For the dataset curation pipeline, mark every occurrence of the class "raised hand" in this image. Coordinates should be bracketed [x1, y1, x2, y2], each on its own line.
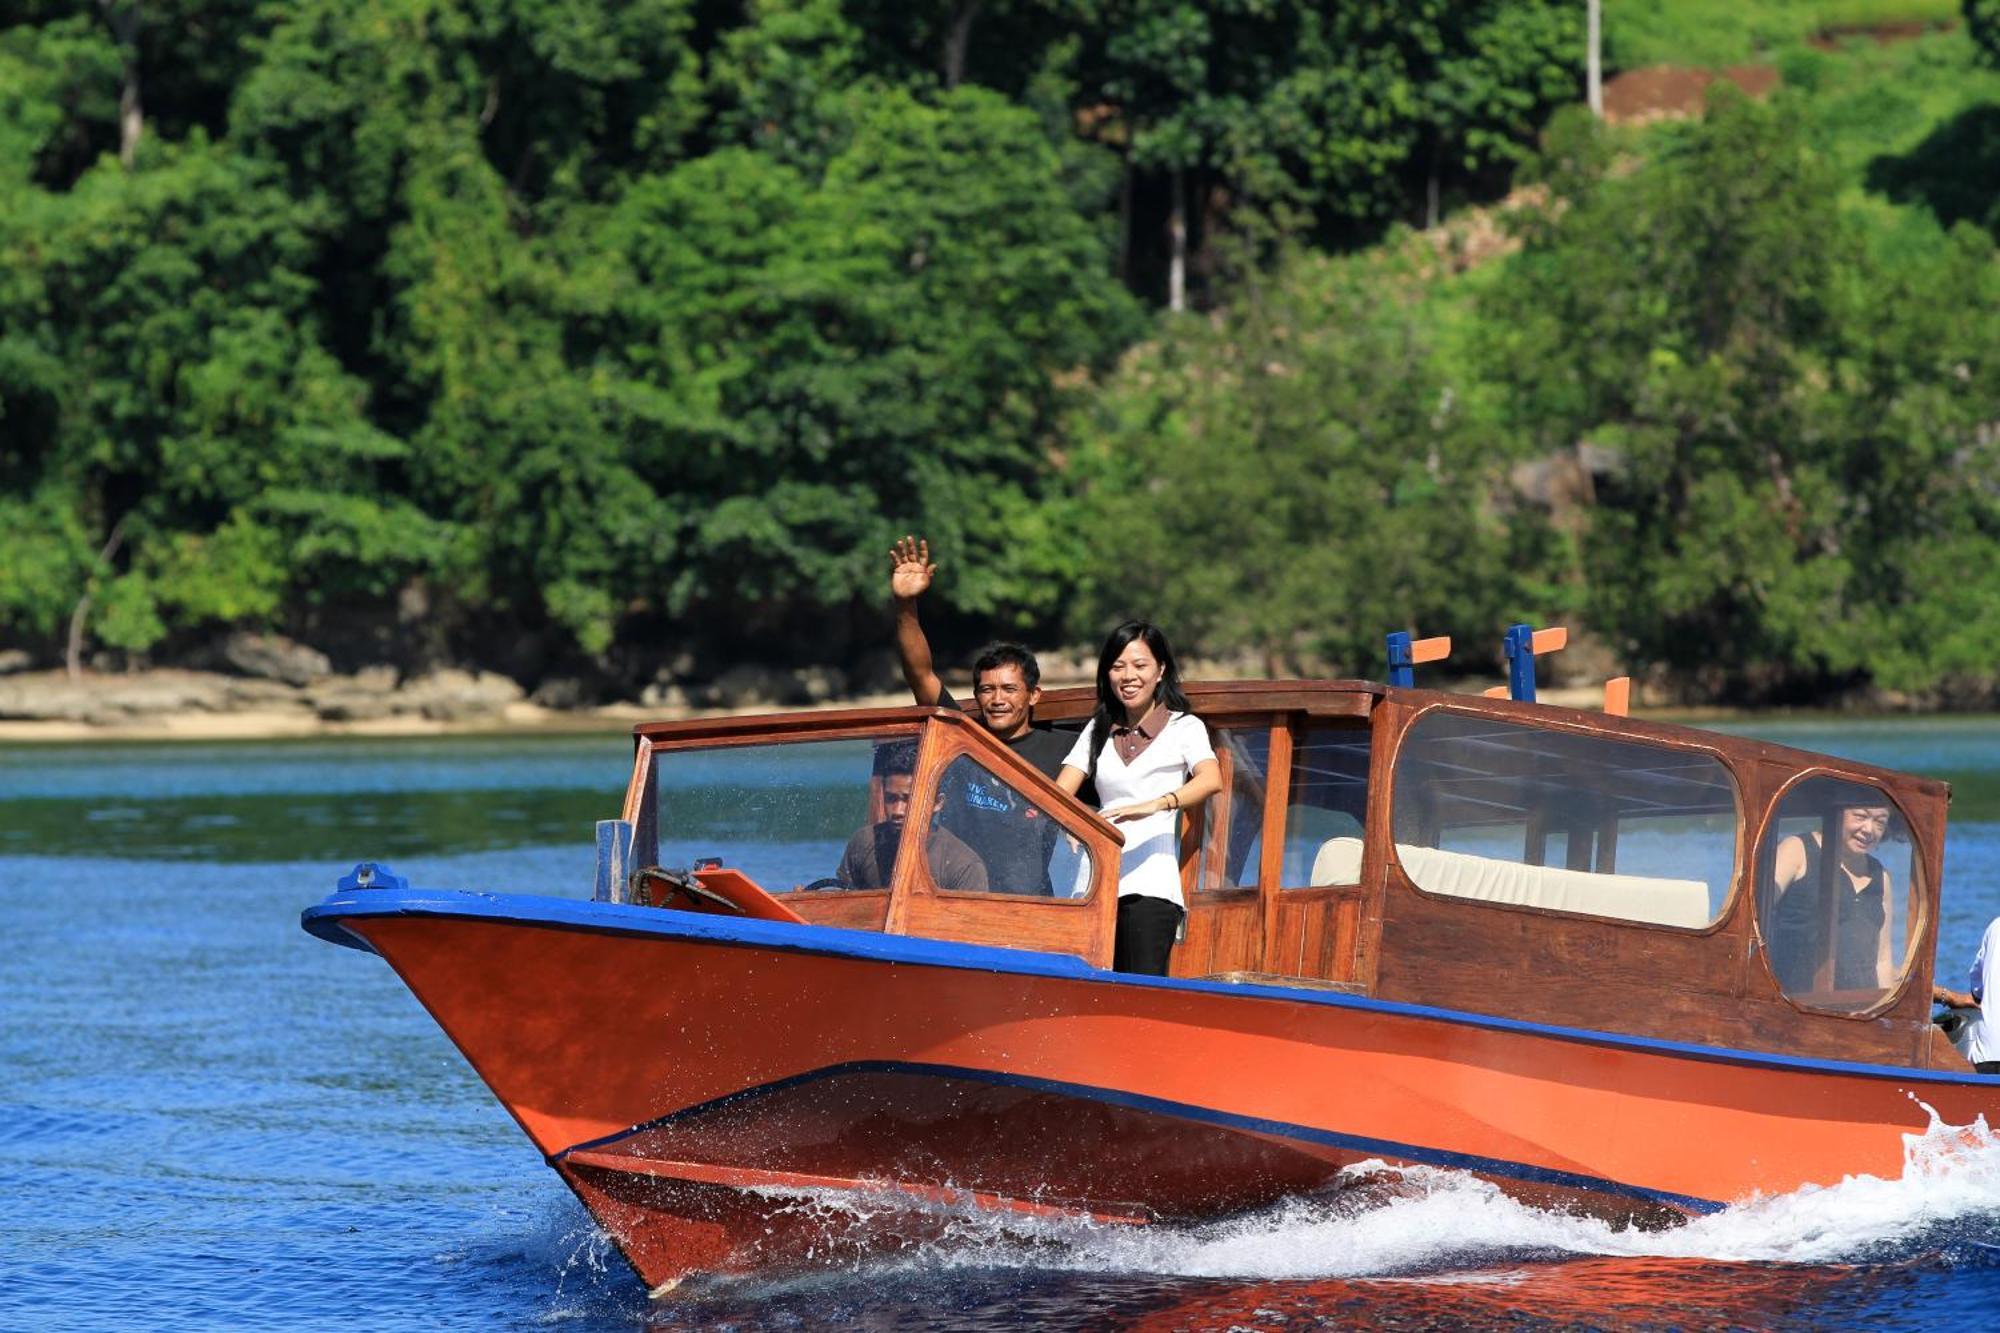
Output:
[890, 535, 936, 601]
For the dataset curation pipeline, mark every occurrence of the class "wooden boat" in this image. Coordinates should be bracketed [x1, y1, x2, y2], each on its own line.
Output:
[302, 657, 1998, 1293]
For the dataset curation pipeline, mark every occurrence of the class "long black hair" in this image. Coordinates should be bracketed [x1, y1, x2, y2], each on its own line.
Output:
[1086, 619, 1191, 785]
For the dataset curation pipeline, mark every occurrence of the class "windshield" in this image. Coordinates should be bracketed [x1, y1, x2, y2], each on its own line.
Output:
[651, 735, 916, 893]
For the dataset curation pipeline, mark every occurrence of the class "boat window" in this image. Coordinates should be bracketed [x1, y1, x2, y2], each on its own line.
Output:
[652, 735, 915, 893]
[1199, 726, 1270, 892]
[1390, 711, 1737, 928]
[927, 753, 1092, 897]
[1757, 775, 1919, 1013]
[1286, 721, 1373, 888]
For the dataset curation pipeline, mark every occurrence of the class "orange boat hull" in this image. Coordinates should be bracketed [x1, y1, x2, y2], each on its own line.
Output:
[304, 890, 1999, 1291]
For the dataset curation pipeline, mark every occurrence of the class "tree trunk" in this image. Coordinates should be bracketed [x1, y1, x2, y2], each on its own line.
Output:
[943, 0, 982, 90]
[66, 517, 129, 680]
[1115, 159, 1133, 285]
[1168, 168, 1186, 313]
[99, 2, 143, 167]
[1587, 0, 1603, 118]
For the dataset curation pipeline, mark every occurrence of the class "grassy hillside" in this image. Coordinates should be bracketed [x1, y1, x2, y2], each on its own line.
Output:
[1606, 0, 1961, 68]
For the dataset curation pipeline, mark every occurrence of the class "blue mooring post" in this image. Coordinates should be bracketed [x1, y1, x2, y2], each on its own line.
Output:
[1386, 631, 1415, 688]
[1503, 623, 1536, 703]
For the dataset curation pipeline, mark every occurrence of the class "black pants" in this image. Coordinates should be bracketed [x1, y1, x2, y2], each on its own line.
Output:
[1114, 896, 1183, 976]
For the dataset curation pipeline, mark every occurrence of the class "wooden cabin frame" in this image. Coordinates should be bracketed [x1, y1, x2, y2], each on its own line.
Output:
[622, 681, 1963, 1073]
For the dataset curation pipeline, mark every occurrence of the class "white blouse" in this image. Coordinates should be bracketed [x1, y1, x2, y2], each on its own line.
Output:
[1063, 711, 1215, 906]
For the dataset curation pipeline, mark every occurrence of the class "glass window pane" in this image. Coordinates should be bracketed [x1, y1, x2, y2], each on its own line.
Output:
[1283, 723, 1372, 887]
[1390, 711, 1736, 927]
[1758, 776, 1919, 1012]
[1199, 727, 1270, 892]
[653, 736, 913, 892]
[932, 753, 1090, 898]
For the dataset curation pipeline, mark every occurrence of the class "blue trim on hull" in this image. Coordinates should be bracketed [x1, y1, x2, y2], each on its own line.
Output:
[552, 1057, 1727, 1216]
[302, 885, 2000, 1088]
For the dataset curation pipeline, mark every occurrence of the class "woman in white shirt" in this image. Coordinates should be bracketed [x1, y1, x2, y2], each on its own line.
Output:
[1057, 620, 1221, 975]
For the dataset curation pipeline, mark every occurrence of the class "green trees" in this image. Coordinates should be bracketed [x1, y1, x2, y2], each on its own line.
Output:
[1483, 95, 2000, 698]
[1968, 0, 2000, 67]
[1069, 245, 1525, 674]
[0, 138, 433, 656]
[2, 0, 1149, 670]
[3, 4, 1996, 704]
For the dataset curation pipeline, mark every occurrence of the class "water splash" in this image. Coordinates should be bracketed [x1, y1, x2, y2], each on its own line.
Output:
[611, 1107, 2000, 1289]
[508, 1114, 2000, 1328]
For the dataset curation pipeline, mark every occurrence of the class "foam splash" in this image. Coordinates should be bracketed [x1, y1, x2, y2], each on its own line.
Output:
[523, 1107, 2000, 1316]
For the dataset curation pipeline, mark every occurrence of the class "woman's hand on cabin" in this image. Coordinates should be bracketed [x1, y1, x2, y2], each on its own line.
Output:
[1935, 984, 1978, 1009]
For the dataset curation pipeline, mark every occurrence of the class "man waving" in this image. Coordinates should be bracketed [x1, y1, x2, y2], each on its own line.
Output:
[888, 535, 1072, 781]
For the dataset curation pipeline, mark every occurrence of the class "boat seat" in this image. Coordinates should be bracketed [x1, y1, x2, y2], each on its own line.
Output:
[1310, 837, 1711, 928]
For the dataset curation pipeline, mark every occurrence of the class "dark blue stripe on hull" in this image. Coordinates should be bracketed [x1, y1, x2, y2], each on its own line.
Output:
[554, 1059, 1725, 1216]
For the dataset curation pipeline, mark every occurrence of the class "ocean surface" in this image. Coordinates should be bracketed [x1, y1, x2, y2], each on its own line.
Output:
[5, 717, 2000, 1329]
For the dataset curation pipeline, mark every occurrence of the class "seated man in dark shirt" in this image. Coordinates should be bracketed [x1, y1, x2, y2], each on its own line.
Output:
[834, 742, 987, 892]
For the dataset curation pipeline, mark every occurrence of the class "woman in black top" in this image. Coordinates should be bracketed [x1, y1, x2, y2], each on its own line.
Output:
[1767, 804, 1894, 993]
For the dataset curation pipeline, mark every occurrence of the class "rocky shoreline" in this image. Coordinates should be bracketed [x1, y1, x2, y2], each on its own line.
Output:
[0, 629, 1017, 741]
[0, 662, 1645, 745]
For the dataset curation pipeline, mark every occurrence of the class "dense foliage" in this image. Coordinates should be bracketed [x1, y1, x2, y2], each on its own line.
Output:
[2, 3, 1997, 703]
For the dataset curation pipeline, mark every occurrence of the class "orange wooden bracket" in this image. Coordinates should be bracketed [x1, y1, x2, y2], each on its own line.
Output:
[1411, 635, 1451, 664]
[1603, 677, 1631, 717]
[1530, 627, 1568, 655]
[1481, 686, 1508, 698]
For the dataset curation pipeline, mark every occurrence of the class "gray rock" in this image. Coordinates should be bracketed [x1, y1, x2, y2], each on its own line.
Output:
[312, 692, 400, 722]
[639, 681, 691, 710]
[695, 664, 794, 709]
[348, 665, 400, 693]
[403, 668, 526, 721]
[0, 675, 101, 721]
[97, 672, 236, 716]
[0, 649, 32, 675]
[223, 632, 331, 686]
[791, 666, 847, 704]
[532, 677, 590, 710]
[224, 678, 307, 707]
[846, 647, 905, 696]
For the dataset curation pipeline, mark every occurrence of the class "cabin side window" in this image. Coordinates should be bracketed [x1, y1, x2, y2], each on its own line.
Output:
[1199, 725, 1271, 892]
[1285, 722, 1373, 888]
[924, 753, 1092, 898]
[1389, 711, 1737, 928]
[1757, 775, 1919, 1013]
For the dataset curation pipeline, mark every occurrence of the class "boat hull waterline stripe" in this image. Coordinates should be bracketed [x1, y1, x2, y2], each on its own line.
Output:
[305, 887, 1999, 1088]
[551, 1058, 1728, 1216]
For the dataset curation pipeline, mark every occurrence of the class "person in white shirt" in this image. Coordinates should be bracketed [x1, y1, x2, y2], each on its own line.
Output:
[1056, 620, 1221, 975]
[1935, 917, 2000, 1074]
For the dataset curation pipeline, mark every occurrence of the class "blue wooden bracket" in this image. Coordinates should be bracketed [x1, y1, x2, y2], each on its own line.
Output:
[1502, 624, 1570, 702]
[1386, 631, 1415, 688]
[1504, 623, 1535, 702]
[1386, 630, 1452, 689]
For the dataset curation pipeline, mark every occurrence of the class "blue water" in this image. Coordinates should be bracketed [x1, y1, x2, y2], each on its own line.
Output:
[5, 719, 2000, 1329]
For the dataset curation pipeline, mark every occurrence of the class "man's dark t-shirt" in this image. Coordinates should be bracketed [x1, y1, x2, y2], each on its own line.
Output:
[935, 688, 1092, 893]
[935, 687, 1088, 792]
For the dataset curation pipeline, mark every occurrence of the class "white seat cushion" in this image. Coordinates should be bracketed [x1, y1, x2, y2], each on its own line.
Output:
[1310, 836, 1710, 927]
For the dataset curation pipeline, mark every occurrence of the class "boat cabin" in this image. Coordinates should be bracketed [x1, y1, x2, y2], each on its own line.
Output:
[613, 681, 1962, 1072]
